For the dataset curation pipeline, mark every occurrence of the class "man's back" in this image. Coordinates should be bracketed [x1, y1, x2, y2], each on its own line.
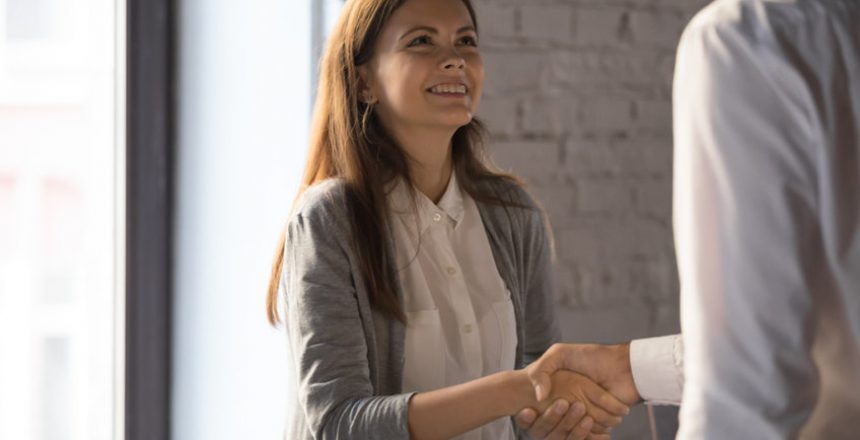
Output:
[672, 0, 860, 437]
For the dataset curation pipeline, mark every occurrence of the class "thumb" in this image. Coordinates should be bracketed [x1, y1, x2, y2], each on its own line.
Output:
[527, 369, 553, 402]
[527, 344, 571, 401]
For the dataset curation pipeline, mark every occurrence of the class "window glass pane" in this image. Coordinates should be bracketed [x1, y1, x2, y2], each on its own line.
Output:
[0, 0, 122, 439]
[173, 0, 314, 438]
[5, 0, 72, 42]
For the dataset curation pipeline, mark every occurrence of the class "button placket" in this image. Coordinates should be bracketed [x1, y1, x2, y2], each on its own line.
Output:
[448, 269, 482, 376]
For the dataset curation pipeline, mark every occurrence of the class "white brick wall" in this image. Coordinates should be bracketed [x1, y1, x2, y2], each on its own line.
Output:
[520, 5, 575, 42]
[474, 0, 711, 438]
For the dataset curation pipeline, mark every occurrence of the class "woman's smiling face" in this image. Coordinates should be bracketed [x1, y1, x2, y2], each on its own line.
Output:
[362, 0, 484, 133]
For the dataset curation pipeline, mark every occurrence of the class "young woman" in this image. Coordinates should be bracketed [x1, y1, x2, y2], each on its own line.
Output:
[265, 0, 630, 438]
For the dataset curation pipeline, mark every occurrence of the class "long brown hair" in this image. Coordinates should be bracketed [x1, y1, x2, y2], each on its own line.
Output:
[266, 0, 526, 326]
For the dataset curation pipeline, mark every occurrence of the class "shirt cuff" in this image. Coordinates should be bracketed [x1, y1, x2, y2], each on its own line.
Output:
[630, 334, 684, 405]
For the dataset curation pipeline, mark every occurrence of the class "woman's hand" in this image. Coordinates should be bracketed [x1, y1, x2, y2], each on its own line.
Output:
[515, 401, 597, 440]
[517, 370, 629, 438]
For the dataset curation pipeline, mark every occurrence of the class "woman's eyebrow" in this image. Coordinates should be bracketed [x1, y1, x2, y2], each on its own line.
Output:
[398, 25, 477, 41]
[457, 25, 477, 34]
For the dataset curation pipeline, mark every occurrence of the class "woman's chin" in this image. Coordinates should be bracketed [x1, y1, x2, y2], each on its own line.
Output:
[431, 112, 474, 130]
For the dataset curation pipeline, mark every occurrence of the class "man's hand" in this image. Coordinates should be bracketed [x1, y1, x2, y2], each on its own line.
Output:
[527, 343, 642, 405]
[517, 369, 629, 438]
[515, 343, 642, 439]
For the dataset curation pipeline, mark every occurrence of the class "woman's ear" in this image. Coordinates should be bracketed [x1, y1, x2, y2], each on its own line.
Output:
[357, 65, 379, 105]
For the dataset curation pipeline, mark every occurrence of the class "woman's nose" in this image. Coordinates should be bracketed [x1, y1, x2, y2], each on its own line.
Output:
[440, 52, 465, 70]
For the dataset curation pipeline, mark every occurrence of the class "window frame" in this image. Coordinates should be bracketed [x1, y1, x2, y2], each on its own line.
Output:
[124, 0, 174, 438]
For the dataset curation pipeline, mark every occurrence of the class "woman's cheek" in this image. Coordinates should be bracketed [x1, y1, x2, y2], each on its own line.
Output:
[471, 77, 484, 112]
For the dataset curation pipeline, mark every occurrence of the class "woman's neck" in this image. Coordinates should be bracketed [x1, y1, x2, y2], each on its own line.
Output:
[410, 156, 453, 204]
[392, 125, 456, 204]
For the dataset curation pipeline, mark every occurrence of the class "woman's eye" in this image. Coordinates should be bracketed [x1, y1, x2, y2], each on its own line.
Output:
[407, 35, 431, 47]
[459, 36, 478, 46]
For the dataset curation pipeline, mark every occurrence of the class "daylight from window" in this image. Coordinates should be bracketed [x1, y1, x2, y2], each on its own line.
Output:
[0, 0, 122, 439]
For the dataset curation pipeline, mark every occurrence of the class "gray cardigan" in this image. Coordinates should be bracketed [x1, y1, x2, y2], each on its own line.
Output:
[282, 177, 561, 440]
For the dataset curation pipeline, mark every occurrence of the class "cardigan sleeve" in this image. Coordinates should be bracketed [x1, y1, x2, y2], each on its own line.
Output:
[283, 189, 415, 439]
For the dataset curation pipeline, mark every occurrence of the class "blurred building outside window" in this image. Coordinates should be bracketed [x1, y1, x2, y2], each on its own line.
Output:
[0, 0, 123, 439]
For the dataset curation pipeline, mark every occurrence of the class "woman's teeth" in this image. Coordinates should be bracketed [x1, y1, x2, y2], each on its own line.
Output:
[430, 84, 467, 94]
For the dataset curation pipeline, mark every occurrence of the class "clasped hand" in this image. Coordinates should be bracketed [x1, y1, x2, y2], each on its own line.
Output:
[515, 343, 642, 439]
[518, 369, 627, 439]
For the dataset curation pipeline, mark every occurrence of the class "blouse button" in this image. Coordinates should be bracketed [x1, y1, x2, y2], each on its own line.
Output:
[446, 267, 457, 276]
[433, 213, 442, 222]
[463, 324, 474, 334]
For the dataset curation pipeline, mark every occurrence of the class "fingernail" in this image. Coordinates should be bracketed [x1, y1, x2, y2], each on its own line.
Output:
[554, 401, 569, 414]
[520, 412, 535, 423]
[571, 401, 585, 414]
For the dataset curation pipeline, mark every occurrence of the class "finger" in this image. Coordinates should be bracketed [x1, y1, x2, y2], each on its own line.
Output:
[586, 434, 611, 440]
[529, 399, 569, 439]
[584, 382, 630, 416]
[547, 401, 586, 440]
[565, 416, 593, 440]
[588, 422, 611, 435]
[515, 408, 538, 429]
[583, 402, 623, 428]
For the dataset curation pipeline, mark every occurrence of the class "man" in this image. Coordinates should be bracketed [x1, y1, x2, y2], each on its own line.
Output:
[518, 0, 860, 438]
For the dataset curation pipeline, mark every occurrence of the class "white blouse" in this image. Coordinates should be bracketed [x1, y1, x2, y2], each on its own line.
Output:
[388, 173, 517, 440]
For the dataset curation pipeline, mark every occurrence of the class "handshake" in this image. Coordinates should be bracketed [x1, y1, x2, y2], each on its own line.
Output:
[514, 342, 642, 440]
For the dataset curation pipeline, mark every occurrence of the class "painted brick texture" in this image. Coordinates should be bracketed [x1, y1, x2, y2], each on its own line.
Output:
[475, 0, 712, 438]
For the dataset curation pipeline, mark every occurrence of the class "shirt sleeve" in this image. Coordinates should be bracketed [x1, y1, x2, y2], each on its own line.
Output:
[630, 334, 684, 406]
[672, 10, 821, 440]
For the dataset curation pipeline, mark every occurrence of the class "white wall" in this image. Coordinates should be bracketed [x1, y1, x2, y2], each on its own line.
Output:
[174, 1, 311, 438]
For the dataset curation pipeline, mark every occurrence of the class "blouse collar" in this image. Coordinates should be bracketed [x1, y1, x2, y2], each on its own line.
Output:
[388, 172, 465, 232]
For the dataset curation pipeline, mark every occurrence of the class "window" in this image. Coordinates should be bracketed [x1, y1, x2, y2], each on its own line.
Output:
[311, 0, 347, 103]
[170, 1, 339, 438]
[5, 0, 73, 42]
[2, 0, 352, 438]
[0, 0, 123, 439]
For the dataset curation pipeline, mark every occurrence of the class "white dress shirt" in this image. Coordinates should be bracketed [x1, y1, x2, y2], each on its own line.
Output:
[389, 173, 517, 440]
[630, 335, 684, 406]
[666, 0, 860, 438]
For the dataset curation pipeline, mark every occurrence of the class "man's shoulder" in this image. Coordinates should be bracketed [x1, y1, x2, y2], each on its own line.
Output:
[685, 0, 847, 42]
[682, 0, 752, 43]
